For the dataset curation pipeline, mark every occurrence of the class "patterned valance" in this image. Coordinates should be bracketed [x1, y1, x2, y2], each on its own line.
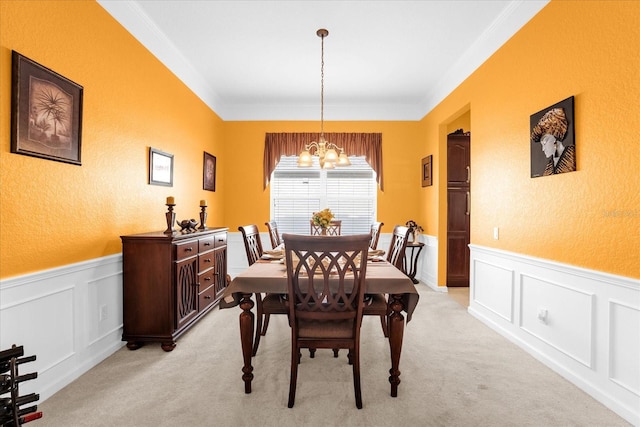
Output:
[263, 133, 383, 190]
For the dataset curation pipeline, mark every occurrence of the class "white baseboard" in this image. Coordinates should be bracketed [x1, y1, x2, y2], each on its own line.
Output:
[468, 244, 640, 426]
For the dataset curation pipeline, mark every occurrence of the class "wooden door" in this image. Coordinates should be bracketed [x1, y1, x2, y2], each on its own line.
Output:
[447, 130, 470, 287]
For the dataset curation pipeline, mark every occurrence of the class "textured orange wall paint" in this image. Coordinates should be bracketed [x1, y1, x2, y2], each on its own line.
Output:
[425, 0, 639, 283]
[0, 1, 224, 278]
[222, 121, 424, 233]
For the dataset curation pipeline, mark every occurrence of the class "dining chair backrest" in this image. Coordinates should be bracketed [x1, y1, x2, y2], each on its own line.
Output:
[369, 221, 384, 250]
[283, 233, 370, 323]
[238, 224, 264, 266]
[265, 220, 281, 249]
[310, 220, 342, 236]
[386, 225, 410, 271]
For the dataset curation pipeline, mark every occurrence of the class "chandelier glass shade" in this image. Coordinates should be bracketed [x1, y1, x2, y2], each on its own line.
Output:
[298, 29, 350, 169]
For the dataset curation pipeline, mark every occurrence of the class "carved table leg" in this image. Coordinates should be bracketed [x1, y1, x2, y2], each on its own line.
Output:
[239, 293, 255, 393]
[387, 294, 405, 397]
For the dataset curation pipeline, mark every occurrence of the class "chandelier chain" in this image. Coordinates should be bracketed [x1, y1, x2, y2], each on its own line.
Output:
[320, 31, 325, 138]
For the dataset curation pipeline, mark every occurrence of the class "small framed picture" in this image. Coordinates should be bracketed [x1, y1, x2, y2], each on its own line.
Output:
[203, 151, 216, 192]
[11, 51, 83, 165]
[149, 147, 173, 186]
[421, 155, 432, 187]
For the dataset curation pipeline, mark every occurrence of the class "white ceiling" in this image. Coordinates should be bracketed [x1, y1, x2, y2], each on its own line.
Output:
[97, 0, 548, 121]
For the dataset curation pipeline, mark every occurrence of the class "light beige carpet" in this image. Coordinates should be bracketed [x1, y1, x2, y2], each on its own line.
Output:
[39, 285, 629, 426]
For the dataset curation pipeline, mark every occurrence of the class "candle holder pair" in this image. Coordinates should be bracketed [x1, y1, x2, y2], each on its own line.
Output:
[164, 203, 208, 234]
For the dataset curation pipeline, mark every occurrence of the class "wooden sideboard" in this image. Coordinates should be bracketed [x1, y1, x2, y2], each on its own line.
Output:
[120, 227, 228, 351]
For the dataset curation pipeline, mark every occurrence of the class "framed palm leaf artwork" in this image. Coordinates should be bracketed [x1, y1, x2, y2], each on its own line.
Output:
[11, 51, 83, 165]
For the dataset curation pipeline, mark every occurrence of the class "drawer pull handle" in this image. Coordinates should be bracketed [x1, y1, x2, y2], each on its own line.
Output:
[204, 242, 211, 246]
[204, 277, 211, 281]
[204, 295, 211, 300]
[185, 247, 193, 252]
[205, 258, 211, 263]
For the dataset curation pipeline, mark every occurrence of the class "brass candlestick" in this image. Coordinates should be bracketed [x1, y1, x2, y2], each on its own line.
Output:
[198, 205, 208, 230]
[165, 204, 176, 234]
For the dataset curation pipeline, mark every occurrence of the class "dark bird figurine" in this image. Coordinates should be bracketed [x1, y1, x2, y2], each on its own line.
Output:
[177, 219, 199, 232]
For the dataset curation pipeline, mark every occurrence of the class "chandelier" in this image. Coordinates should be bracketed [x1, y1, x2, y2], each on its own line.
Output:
[298, 29, 350, 169]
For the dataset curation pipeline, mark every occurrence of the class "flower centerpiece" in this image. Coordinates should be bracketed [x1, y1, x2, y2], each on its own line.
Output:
[312, 208, 335, 230]
[405, 220, 423, 242]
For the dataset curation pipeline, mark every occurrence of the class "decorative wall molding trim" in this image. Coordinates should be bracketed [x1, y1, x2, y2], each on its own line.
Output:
[0, 254, 125, 402]
[468, 244, 640, 426]
[14, 238, 637, 425]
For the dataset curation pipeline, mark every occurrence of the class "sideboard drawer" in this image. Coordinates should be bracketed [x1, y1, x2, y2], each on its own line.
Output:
[198, 252, 215, 272]
[199, 284, 216, 311]
[199, 236, 215, 252]
[175, 241, 198, 261]
[214, 233, 227, 248]
[198, 269, 215, 289]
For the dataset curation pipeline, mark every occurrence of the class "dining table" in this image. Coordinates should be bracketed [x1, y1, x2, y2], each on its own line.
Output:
[221, 253, 419, 398]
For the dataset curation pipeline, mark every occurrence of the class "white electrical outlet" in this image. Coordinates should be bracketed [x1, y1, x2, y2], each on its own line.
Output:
[100, 304, 108, 321]
[493, 227, 499, 240]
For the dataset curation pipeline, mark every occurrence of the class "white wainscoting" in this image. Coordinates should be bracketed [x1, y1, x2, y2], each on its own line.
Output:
[468, 244, 640, 426]
[12, 236, 637, 424]
[0, 255, 125, 402]
[414, 234, 440, 291]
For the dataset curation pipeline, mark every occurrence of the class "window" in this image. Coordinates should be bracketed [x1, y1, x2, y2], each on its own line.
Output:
[270, 156, 377, 235]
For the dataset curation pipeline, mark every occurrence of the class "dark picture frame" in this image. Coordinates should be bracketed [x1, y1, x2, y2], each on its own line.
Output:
[530, 96, 575, 178]
[203, 151, 216, 192]
[149, 147, 174, 186]
[421, 155, 433, 187]
[11, 51, 83, 165]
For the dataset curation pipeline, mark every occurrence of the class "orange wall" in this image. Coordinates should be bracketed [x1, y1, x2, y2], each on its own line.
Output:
[222, 121, 424, 233]
[1, 1, 225, 278]
[422, 0, 639, 282]
[2, 1, 637, 283]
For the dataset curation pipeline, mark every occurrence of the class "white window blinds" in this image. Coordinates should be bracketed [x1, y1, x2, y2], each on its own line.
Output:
[270, 156, 377, 235]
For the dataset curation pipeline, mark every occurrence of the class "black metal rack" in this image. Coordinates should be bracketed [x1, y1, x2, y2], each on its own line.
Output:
[0, 345, 41, 426]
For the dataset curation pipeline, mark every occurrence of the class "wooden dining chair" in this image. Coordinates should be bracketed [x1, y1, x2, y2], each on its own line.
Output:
[238, 225, 287, 356]
[310, 220, 342, 236]
[363, 225, 410, 338]
[282, 233, 370, 409]
[265, 220, 281, 249]
[369, 221, 384, 250]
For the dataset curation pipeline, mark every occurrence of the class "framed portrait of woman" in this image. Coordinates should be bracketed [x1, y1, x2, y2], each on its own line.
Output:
[530, 96, 575, 178]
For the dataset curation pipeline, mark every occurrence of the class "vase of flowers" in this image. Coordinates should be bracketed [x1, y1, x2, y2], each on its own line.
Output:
[405, 220, 423, 242]
[312, 208, 335, 234]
